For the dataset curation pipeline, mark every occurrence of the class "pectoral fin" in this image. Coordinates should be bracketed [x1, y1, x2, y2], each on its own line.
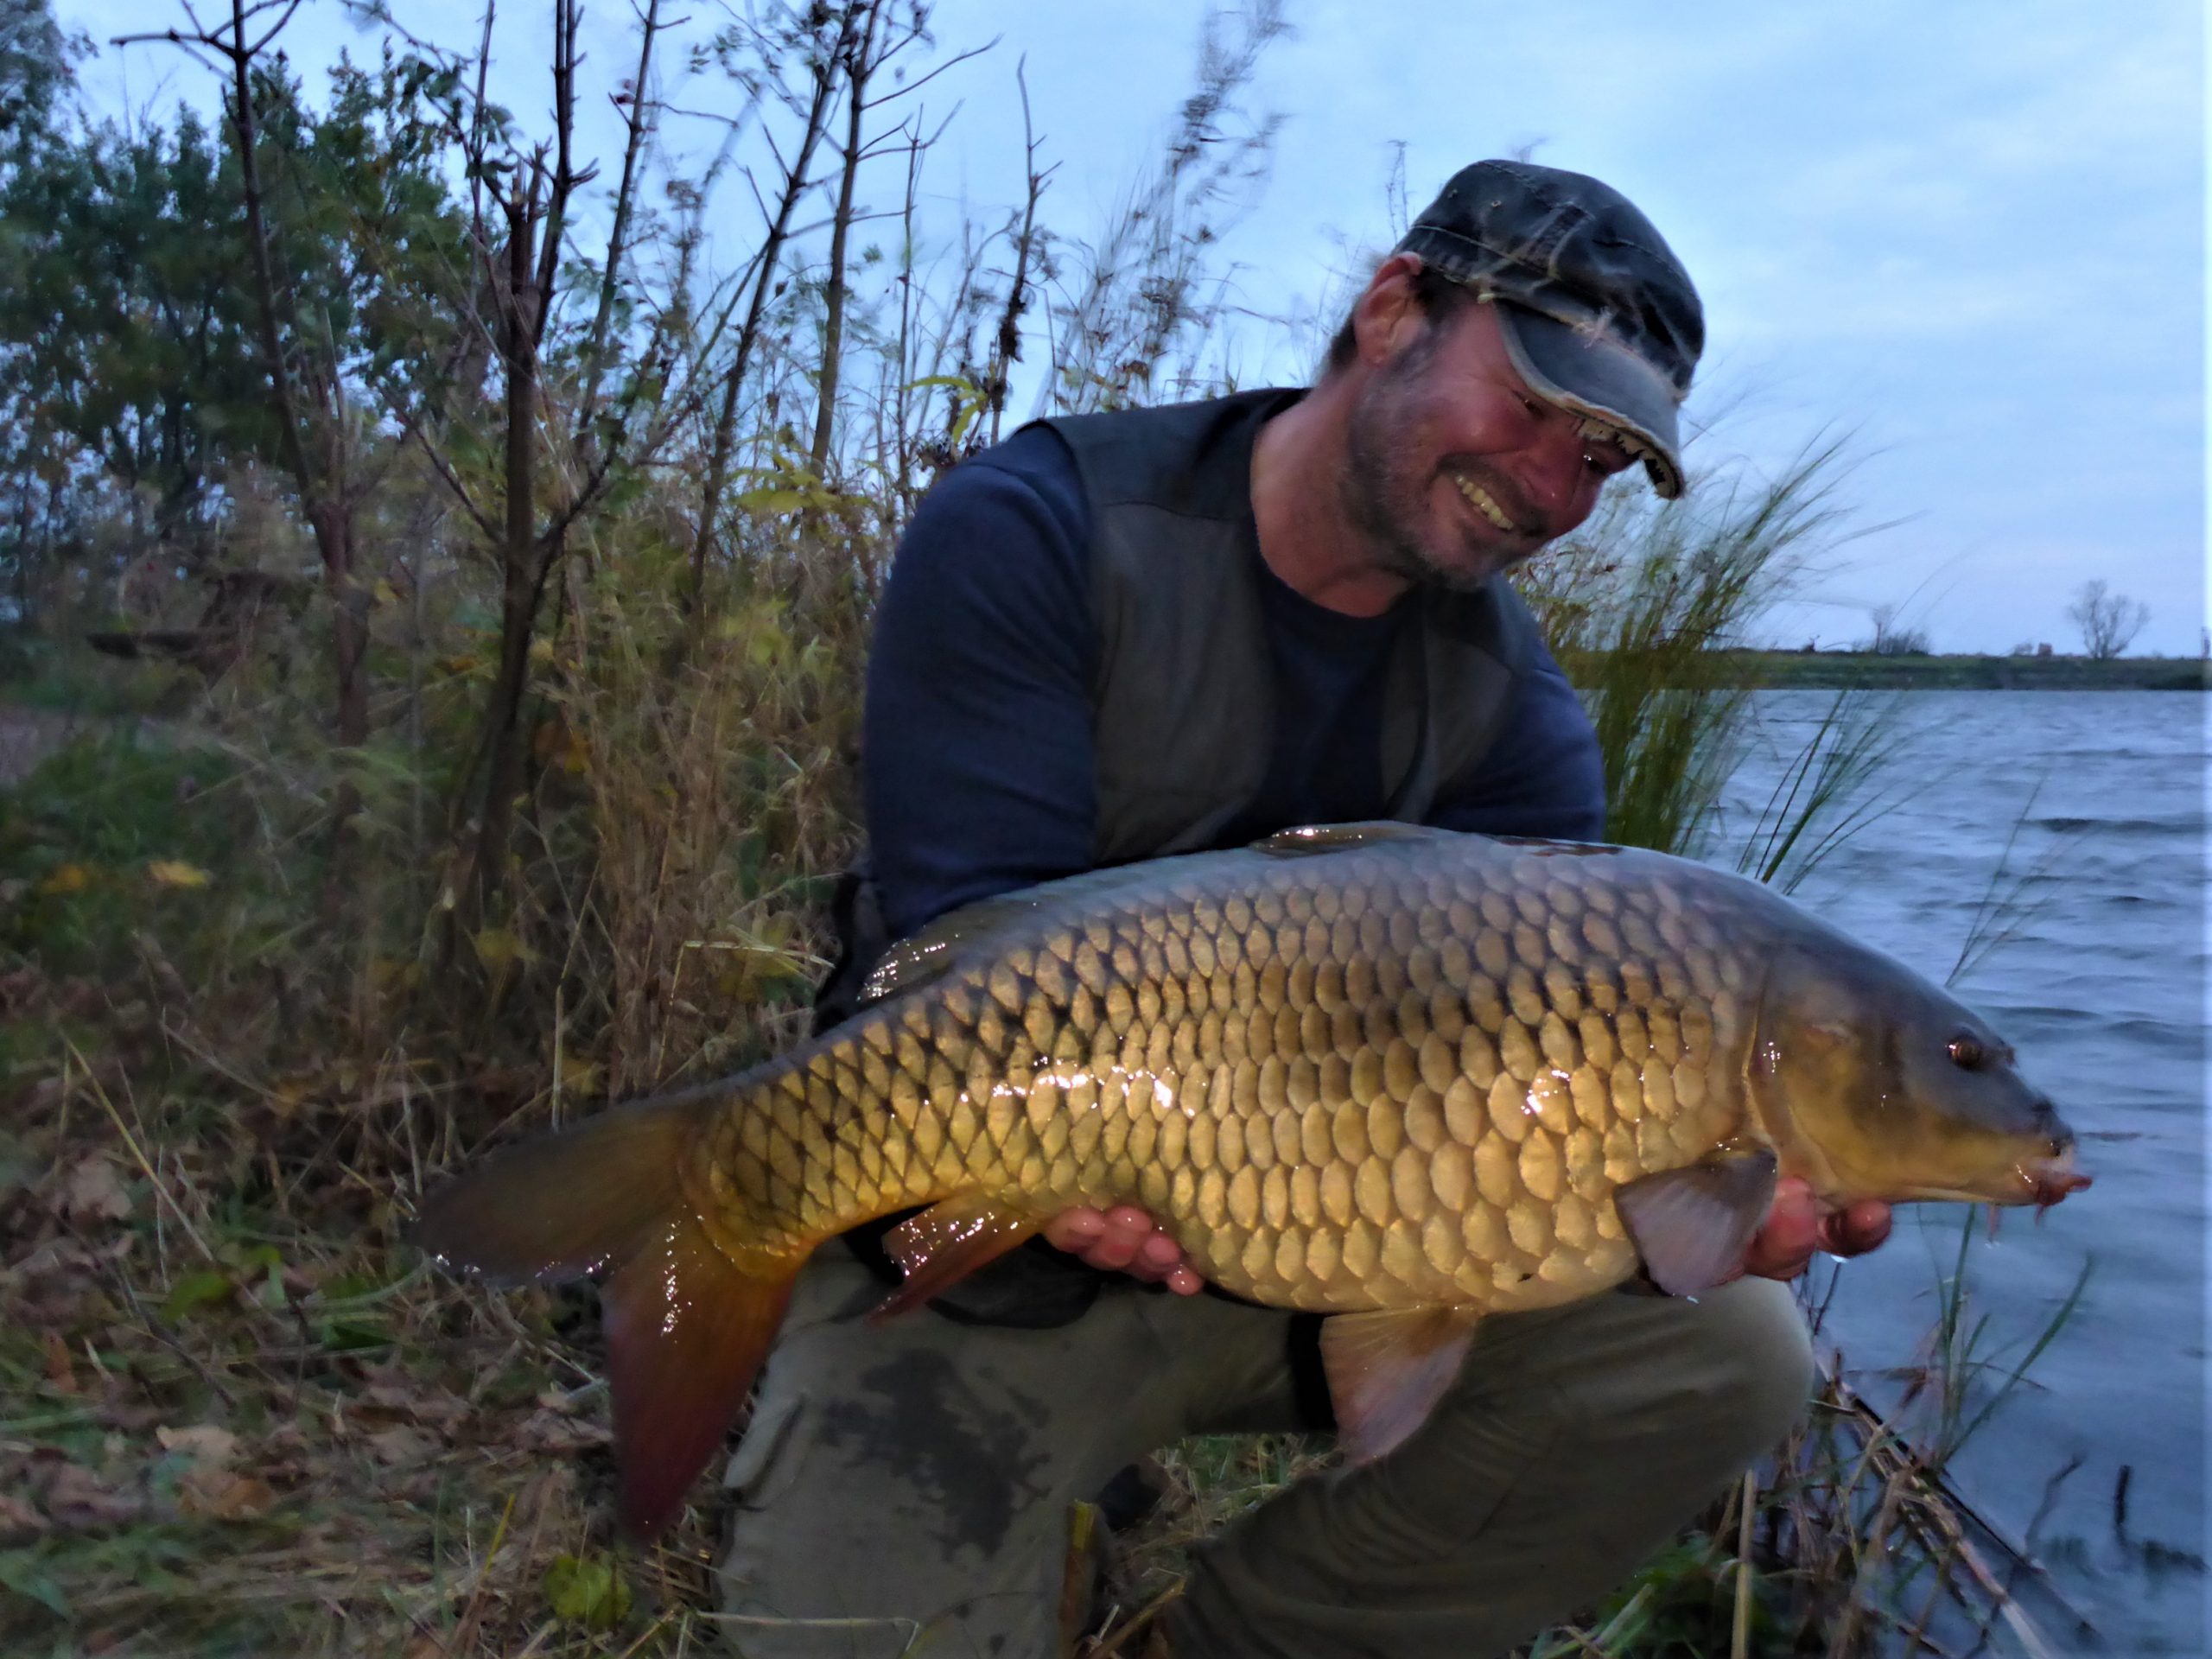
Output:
[1613, 1150, 1779, 1298]
[869, 1194, 1049, 1319]
[1319, 1307, 1482, 1464]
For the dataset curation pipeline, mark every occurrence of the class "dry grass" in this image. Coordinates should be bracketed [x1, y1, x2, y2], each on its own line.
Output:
[0, 543, 862, 1654]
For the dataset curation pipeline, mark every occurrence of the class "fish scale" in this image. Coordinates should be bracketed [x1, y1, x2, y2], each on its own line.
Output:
[422, 822, 2087, 1537]
[690, 831, 1755, 1314]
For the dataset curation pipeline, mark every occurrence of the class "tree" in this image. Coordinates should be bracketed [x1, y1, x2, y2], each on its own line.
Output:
[0, 112, 264, 557]
[2065, 578, 2148, 659]
[117, 6, 473, 749]
[0, 0, 75, 154]
[1865, 603, 1930, 656]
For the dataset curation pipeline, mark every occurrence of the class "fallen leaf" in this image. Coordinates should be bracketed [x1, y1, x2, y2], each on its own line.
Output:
[0, 1493, 49, 1543]
[360, 1381, 469, 1427]
[35, 863, 93, 896]
[160, 1268, 235, 1323]
[144, 860, 211, 889]
[60, 1157, 130, 1222]
[518, 1409, 609, 1454]
[42, 1330, 77, 1394]
[176, 1466, 276, 1521]
[366, 1426, 437, 1466]
[543, 1552, 632, 1630]
[156, 1425, 238, 1468]
[42, 1463, 142, 1529]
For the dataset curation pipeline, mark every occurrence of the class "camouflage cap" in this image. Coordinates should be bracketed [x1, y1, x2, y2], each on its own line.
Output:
[1397, 160, 1703, 497]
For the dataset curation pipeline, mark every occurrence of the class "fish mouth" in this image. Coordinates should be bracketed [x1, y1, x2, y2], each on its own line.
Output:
[2021, 1152, 2092, 1211]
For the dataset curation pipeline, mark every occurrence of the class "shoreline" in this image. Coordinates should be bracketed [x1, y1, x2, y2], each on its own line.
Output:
[1688, 651, 2204, 691]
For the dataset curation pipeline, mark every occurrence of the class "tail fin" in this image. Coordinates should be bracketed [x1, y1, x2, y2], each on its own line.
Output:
[413, 1097, 800, 1538]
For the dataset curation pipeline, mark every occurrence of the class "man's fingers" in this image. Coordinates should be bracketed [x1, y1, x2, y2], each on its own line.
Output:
[1042, 1207, 1108, 1250]
[1743, 1181, 1897, 1281]
[1821, 1200, 1893, 1258]
[1139, 1234, 1182, 1267]
[1744, 1177, 1821, 1281]
[1084, 1231, 1141, 1271]
[1043, 1204, 1200, 1287]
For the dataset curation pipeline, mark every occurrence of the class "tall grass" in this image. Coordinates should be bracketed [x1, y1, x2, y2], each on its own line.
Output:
[1517, 434, 1860, 856]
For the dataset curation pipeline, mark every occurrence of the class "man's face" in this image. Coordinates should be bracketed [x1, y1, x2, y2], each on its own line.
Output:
[1340, 298, 1639, 590]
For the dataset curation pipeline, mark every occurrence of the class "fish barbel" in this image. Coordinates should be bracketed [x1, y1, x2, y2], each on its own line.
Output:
[417, 824, 2088, 1534]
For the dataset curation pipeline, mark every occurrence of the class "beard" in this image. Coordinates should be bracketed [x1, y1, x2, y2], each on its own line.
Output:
[1338, 348, 1542, 594]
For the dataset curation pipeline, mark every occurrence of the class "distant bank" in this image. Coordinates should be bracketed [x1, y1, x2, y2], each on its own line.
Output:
[1701, 651, 2210, 691]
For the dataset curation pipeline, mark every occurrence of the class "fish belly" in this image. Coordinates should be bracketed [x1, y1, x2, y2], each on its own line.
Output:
[700, 833, 1764, 1314]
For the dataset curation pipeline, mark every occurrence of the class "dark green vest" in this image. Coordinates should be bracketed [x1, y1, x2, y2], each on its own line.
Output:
[1039, 389, 1538, 866]
[817, 389, 1539, 1035]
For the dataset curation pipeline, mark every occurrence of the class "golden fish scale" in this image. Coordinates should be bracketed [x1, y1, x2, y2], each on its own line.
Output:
[690, 838, 1765, 1315]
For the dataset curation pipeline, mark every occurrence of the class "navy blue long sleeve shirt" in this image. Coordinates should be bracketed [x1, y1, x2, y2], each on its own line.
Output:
[863, 422, 1607, 943]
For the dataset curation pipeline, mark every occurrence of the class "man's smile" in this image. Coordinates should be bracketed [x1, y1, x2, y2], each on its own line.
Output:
[1452, 472, 1516, 532]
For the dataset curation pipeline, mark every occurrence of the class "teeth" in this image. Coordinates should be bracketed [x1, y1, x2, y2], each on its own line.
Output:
[1453, 474, 1517, 532]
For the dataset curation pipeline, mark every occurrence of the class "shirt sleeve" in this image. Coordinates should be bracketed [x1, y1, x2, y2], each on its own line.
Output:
[1428, 635, 1609, 842]
[861, 430, 1099, 941]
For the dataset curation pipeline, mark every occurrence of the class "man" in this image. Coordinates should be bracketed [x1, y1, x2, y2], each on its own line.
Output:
[716, 160, 1891, 1659]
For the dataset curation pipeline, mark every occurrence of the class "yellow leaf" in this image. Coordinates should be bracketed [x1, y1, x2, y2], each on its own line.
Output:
[372, 580, 399, 606]
[735, 486, 808, 515]
[471, 927, 532, 973]
[146, 860, 212, 889]
[36, 863, 94, 896]
[178, 1468, 276, 1521]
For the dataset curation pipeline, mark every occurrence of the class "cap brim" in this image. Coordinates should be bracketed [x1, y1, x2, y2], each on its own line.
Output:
[1493, 304, 1688, 498]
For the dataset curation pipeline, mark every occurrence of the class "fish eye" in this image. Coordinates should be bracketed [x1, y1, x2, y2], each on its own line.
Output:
[1946, 1032, 1986, 1071]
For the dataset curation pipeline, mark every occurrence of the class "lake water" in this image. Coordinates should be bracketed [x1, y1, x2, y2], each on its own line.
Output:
[1717, 690, 2208, 1656]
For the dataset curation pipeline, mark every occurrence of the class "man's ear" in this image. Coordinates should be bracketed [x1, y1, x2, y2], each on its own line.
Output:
[1351, 253, 1427, 365]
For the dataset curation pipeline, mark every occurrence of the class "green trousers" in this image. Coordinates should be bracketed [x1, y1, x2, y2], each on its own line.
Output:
[713, 1255, 1813, 1659]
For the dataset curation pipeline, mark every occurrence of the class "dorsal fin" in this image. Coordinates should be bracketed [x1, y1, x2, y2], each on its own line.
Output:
[1253, 822, 1444, 858]
[857, 898, 1039, 1005]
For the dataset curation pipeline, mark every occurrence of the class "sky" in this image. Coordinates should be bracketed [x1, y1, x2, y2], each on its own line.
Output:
[67, 0, 2208, 654]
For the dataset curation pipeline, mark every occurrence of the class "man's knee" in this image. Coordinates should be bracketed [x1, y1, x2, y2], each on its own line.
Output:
[1688, 1277, 1818, 1459]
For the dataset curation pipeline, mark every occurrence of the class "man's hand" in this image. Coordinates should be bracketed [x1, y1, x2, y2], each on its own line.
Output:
[1744, 1175, 1891, 1281]
[1044, 1205, 1204, 1295]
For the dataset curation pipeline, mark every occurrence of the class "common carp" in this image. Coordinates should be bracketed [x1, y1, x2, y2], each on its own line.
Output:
[416, 823, 2088, 1535]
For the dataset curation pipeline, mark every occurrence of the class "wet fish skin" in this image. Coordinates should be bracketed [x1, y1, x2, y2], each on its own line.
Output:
[690, 829, 1758, 1313]
[419, 823, 2083, 1535]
